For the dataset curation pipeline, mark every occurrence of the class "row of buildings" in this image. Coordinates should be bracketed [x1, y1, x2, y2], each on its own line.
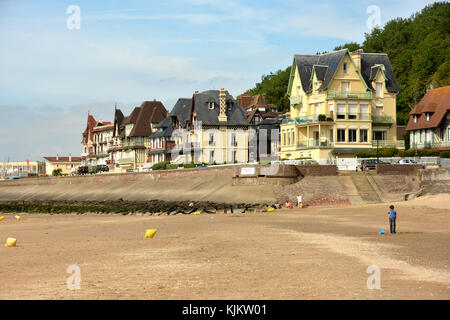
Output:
[80, 48, 449, 172]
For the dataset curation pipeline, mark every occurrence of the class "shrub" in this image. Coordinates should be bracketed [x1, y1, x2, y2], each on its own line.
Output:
[166, 164, 178, 170]
[183, 163, 196, 168]
[52, 168, 63, 176]
[318, 114, 327, 121]
[151, 161, 170, 170]
[440, 151, 450, 158]
[398, 149, 441, 157]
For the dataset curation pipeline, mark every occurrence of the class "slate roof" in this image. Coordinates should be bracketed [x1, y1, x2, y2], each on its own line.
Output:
[360, 53, 399, 92]
[113, 108, 125, 138]
[406, 86, 450, 131]
[292, 49, 399, 94]
[191, 90, 249, 127]
[169, 98, 192, 127]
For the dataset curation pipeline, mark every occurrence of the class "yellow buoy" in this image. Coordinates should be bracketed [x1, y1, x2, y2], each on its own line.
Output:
[193, 211, 201, 215]
[5, 237, 17, 247]
[268, 208, 275, 212]
[0, 216, 4, 221]
[15, 216, 22, 221]
[144, 229, 157, 239]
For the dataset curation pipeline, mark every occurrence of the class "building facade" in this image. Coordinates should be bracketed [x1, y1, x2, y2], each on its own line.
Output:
[43, 154, 81, 175]
[406, 86, 450, 150]
[281, 49, 401, 160]
[0, 161, 46, 177]
[170, 89, 250, 164]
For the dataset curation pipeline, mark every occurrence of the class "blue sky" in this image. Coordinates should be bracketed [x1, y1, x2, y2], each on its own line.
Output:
[0, 0, 438, 161]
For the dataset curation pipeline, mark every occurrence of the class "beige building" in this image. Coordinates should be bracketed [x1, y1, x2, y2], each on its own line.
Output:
[281, 48, 401, 159]
[43, 154, 81, 175]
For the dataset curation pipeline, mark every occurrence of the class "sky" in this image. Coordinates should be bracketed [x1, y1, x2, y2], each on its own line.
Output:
[0, 0, 438, 161]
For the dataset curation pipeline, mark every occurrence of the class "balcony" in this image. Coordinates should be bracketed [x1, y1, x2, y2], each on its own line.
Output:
[372, 140, 405, 148]
[372, 114, 394, 124]
[122, 140, 146, 149]
[290, 95, 302, 106]
[327, 91, 373, 99]
[282, 114, 334, 125]
[296, 139, 334, 149]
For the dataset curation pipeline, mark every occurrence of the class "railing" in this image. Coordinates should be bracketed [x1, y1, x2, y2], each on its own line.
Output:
[411, 141, 450, 149]
[119, 157, 134, 165]
[371, 140, 405, 148]
[372, 114, 394, 124]
[122, 140, 145, 148]
[327, 91, 373, 99]
[282, 114, 334, 125]
[290, 95, 302, 106]
[296, 140, 334, 149]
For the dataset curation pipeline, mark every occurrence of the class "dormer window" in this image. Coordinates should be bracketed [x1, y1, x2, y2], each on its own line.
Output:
[413, 115, 418, 123]
[343, 63, 348, 74]
[426, 113, 430, 121]
[208, 102, 214, 110]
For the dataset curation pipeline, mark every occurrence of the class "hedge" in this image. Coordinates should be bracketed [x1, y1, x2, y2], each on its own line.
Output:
[440, 151, 450, 158]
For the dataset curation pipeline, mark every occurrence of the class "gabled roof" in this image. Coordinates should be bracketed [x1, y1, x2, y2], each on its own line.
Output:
[113, 108, 125, 137]
[169, 98, 192, 127]
[360, 53, 399, 92]
[288, 49, 399, 95]
[406, 86, 450, 131]
[129, 101, 168, 137]
[82, 114, 97, 143]
[293, 49, 347, 93]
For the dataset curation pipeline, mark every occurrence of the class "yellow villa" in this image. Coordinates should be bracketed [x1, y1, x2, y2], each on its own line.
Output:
[281, 48, 402, 160]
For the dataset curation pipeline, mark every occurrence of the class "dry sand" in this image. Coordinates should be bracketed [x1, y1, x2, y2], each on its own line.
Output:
[0, 196, 449, 300]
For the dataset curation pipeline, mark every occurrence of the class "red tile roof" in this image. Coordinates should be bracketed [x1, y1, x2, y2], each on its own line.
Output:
[82, 115, 97, 143]
[43, 156, 82, 163]
[129, 101, 167, 137]
[406, 86, 450, 131]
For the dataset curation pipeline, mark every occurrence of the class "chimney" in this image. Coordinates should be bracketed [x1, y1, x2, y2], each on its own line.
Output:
[69, 153, 72, 162]
[153, 98, 156, 102]
[350, 49, 363, 71]
[56, 154, 59, 161]
[218, 88, 228, 122]
[194, 91, 199, 94]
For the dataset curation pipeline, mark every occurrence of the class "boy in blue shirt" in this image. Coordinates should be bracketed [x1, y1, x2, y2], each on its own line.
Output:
[388, 205, 397, 234]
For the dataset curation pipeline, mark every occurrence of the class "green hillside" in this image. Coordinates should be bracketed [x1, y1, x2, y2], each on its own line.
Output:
[244, 2, 450, 124]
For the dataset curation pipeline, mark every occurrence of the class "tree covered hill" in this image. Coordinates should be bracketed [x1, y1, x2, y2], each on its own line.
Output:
[244, 2, 450, 125]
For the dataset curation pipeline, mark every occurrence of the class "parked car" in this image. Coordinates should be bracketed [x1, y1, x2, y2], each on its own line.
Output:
[397, 159, 425, 168]
[360, 159, 387, 171]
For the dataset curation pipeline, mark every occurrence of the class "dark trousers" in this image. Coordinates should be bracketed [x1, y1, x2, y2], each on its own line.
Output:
[389, 217, 396, 234]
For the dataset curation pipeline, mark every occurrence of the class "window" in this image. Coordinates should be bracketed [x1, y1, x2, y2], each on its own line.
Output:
[373, 131, 386, 141]
[283, 131, 286, 146]
[360, 103, 369, 120]
[291, 130, 295, 145]
[287, 130, 291, 145]
[337, 129, 346, 142]
[315, 82, 319, 96]
[360, 129, 368, 142]
[419, 129, 423, 143]
[376, 104, 383, 116]
[349, 129, 357, 142]
[376, 82, 383, 98]
[209, 151, 214, 163]
[426, 113, 430, 121]
[329, 128, 334, 142]
[348, 103, 357, 119]
[341, 82, 349, 93]
[209, 133, 215, 146]
[231, 133, 237, 147]
[208, 102, 214, 110]
[232, 151, 237, 162]
[343, 63, 348, 74]
[413, 115, 417, 123]
[337, 103, 346, 119]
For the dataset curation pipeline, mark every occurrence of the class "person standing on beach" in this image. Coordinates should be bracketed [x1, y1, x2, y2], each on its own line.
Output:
[388, 205, 397, 234]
